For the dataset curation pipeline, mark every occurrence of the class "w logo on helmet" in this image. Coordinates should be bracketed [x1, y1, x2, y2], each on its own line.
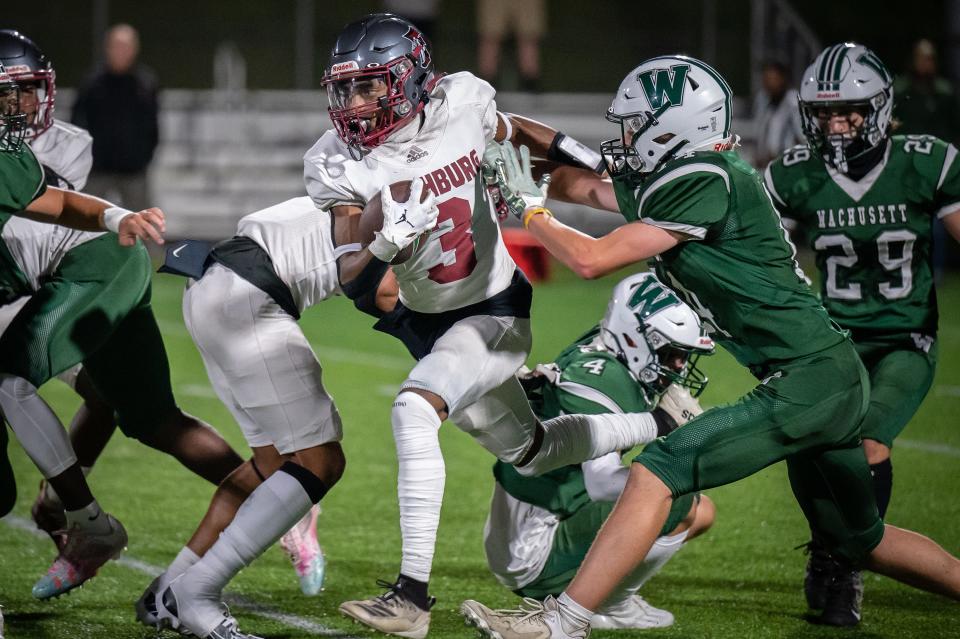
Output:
[637, 65, 690, 111]
[628, 276, 681, 319]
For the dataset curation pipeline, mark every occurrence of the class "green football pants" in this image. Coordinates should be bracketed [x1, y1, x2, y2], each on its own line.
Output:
[0, 235, 178, 440]
[854, 335, 938, 448]
[637, 340, 884, 564]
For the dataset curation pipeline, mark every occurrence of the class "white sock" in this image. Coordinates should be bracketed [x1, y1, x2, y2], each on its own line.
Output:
[0, 374, 77, 477]
[186, 467, 312, 596]
[393, 391, 444, 582]
[598, 530, 688, 612]
[556, 592, 593, 631]
[517, 412, 659, 476]
[64, 499, 111, 535]
[166, 546, 201, 581]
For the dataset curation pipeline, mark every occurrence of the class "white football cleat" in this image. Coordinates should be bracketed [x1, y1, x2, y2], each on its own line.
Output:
[592, 595, 674, 629]
[340, 580, 433, 639]
[279, 504, 325, 595]
[135, 572, 169, 629]
[460, 596, 589, 639]
[31, 513, 127, 600]
[157, 575, 226, 637]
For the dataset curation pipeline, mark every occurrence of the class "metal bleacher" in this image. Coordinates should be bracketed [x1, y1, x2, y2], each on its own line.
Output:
[143, 89, 756, 240]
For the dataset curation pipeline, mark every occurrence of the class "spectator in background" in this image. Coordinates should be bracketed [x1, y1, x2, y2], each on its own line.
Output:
[383, 0, 441, 42]
[72, 24, 158, 211]
[894, 39, 960, 142]
[477, 0, 546, 92]
[752, 60, 804, 168]
[895, 39, 960, 276]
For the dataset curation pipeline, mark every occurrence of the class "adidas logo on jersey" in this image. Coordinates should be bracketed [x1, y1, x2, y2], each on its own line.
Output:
[406, 146, 428, 163]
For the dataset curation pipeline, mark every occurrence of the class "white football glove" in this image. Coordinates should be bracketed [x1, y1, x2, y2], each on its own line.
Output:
[483, 142, 551, 220]
[656, 384, 704, 427]
[368, 179, 439, 261]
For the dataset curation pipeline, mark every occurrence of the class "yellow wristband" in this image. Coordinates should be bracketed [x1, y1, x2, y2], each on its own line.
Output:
[523, 206, 553, 229]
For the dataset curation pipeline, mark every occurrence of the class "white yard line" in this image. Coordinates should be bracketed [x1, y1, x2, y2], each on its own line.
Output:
[896, 439, 960, 458]
[934, 385, 960, 398]
[1, 515, 361, 638]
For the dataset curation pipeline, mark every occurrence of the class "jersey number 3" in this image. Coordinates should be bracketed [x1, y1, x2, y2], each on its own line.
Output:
[427, 197, 478, 284]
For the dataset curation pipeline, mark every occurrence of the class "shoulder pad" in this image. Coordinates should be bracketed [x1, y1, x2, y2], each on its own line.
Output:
[435, 72, 496, 108]
[303, 131, 364, 209]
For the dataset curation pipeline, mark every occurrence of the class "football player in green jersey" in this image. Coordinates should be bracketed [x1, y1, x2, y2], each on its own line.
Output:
[765, 42, 960, 625]
[0, 66, 242, 600]
[483, 273, 716, 630]
[459, 55, 960, 639]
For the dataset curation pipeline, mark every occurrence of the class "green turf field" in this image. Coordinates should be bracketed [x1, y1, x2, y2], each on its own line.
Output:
[1, 263, 959, 639]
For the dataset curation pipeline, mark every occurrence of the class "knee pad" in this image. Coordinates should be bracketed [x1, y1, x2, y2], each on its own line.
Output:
[279, 461, 328, 504]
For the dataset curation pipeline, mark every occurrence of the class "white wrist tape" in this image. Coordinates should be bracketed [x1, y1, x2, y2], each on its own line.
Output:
[103, 206, 136, 233]
[368, 232, 399, 262]
[498, 111, 514, 142]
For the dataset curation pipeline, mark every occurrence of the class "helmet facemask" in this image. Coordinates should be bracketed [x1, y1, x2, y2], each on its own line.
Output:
[602, 323, 710, 398]
[600, 110, 662, 188]
[11, 69, 55, 140]
[0, 71, 27, 153]
[324, 56, 424, 159]
[800, 93, 889, 173]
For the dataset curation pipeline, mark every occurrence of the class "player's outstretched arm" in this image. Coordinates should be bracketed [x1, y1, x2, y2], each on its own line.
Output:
[21, 186, 165, 246]
[488, 142, 682, 278]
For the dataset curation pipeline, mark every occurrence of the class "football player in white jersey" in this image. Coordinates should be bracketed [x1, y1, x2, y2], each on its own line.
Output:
[143, 195, 433, 639]
[306, 14, 679, 638]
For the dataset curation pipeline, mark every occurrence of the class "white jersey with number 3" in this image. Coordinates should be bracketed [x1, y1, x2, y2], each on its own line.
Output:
[303, 72, 517, 314]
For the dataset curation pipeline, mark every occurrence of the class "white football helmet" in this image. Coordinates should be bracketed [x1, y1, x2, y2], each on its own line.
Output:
[799, 43, 893, 173]
[602, 55, 736, 183]
[600, 273, 715, 397]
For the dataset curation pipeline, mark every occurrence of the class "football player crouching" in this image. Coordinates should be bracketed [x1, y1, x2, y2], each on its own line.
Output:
[476, 273, 716, 631]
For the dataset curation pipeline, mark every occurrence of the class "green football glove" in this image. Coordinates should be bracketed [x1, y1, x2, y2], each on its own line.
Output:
[482, 142, 551, 220]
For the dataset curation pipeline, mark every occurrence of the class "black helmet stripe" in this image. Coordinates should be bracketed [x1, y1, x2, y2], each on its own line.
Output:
[817, 44, 840, 84]
[831, 45, 850, 84]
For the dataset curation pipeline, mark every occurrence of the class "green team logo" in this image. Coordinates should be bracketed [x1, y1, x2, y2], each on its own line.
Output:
[637, 64, 690, 111]
[628, 276, 681, 318]
[856, 51, 892, 82]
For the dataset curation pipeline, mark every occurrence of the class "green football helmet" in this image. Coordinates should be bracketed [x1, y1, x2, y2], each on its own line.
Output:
[799, 43, 894, 173]
[601, 55, 736, 186]
[0, 61, 26, 153]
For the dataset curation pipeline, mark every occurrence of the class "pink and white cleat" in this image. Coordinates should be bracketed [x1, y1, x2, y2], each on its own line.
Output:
[32, 513, 127, 600]
[279, 504, 325, 596]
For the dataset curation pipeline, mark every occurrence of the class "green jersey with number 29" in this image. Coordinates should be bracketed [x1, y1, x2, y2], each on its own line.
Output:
[765, 135, 960, 337]
[613, 150, 844, 372]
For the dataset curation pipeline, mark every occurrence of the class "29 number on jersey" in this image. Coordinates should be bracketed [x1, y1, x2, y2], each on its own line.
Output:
[815, 230, 916, 300]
